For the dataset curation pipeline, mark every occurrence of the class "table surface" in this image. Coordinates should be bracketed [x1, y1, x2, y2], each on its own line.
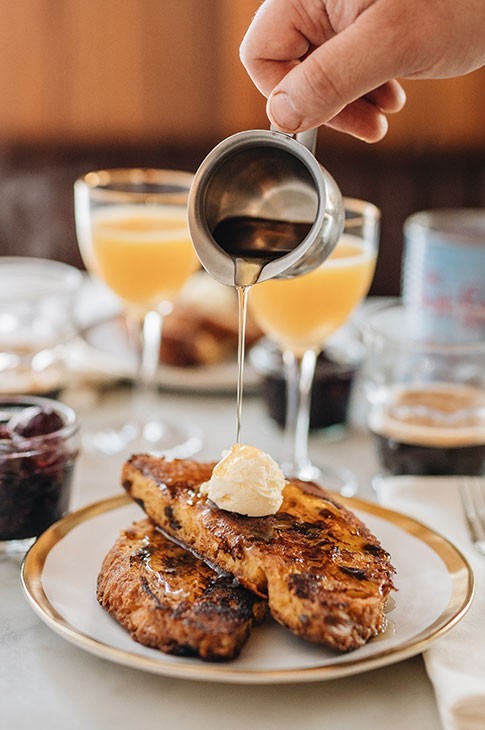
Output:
[0, 383, 443, 730]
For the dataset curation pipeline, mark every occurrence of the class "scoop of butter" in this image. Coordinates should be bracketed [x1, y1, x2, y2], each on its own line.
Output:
[200, 444, 286, 517]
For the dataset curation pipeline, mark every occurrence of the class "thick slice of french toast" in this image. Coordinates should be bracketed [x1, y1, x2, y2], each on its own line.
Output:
[97, 518, 266, 661]
[122, 456, 396, 652]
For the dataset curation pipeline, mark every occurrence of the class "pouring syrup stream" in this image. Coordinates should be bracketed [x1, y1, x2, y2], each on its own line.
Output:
[212, 216, 313, 445]
[235, 285, 250, 444]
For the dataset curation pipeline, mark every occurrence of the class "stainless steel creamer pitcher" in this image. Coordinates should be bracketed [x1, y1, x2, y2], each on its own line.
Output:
[188, 128, 344, 287]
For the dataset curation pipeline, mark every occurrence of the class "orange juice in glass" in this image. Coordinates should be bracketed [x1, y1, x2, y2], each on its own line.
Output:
[74, 169, 201, 456]
[250, 199, 380, 492]
[90, 205, 198, 315]
[251, 236, 376, 356]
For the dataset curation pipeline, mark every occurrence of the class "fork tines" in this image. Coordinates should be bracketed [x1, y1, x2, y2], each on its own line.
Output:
[459, 478, 485, 557]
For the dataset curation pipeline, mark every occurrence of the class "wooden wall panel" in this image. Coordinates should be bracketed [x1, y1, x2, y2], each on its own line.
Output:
[0, 0, 483, 150]
[0, 0, 264, 145]
[374, 70, 485, 152]
[211, 0, 267, 133]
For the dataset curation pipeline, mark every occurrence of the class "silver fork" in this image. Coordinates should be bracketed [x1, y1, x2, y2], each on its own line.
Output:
[459, 478, 485, 556]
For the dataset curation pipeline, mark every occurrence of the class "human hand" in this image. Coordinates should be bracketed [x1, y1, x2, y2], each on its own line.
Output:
[240, 0, 485, 142]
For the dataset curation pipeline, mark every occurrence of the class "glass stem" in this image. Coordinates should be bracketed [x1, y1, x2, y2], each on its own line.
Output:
[126, 308, 165, 435]
[282, 348, 317, 478]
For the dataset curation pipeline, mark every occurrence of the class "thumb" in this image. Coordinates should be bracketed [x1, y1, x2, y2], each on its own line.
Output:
[267, 16, 404, 137]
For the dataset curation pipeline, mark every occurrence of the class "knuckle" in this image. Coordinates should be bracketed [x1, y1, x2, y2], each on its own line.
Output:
[298, 52, 348, 118]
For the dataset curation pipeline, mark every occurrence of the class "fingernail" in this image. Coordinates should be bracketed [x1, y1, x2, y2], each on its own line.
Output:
[268, 92, 301, 132]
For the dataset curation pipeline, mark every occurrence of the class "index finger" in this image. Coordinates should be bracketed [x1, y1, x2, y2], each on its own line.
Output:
[239, 0, 334, 96]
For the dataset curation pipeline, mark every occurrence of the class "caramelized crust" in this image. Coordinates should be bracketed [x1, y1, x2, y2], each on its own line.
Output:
[97, 518, 266, 661]
[122, 456, 396, 652]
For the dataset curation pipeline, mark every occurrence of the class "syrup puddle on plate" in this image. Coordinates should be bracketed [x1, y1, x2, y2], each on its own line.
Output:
[373, 595, 397, 641]
[372, 618, 397, 642]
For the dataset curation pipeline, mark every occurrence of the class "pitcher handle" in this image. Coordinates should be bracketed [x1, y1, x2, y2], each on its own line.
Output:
[270, 125, 318, 155]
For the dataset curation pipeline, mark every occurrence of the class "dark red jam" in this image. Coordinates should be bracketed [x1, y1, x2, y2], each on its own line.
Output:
[0, 398, 79, 541]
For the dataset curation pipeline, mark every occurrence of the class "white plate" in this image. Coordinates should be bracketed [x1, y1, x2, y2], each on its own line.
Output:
[21, 494, 473, 684]
[70, 317, 261, 394]
[66, 274, 261, 394]
[68, 276, 260, 394]
[69, 277, 394, 395]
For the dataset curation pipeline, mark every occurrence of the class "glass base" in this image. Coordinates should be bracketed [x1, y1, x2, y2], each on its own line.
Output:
[282, 460, 358, 497]
[0, 536, 36, 558]
[83, 418, 202, 459]
[371, 473, 385, 495]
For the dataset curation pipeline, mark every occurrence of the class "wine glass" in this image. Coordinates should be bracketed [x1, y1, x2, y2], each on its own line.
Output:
[249, 198, 380, 494]
[74, 168, 202, 457]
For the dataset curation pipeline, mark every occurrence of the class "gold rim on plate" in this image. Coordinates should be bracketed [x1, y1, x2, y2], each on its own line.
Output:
[21, 493, 474, 684]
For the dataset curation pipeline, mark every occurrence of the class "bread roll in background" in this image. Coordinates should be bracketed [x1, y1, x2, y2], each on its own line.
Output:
[160, 270, 262, 367]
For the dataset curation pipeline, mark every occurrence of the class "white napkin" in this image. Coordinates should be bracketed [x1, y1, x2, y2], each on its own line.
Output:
[377, 476, 485, 730]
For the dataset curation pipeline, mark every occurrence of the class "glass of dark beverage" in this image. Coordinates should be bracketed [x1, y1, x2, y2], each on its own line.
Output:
[250, 337, 358, 435]
[361, 305, 485, 484]
[0, 395, 80, 556]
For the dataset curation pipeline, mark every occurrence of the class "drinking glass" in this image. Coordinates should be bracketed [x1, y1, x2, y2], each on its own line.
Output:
[249, 199, 380, 494]
[0, 257, 83, 396]
[402, 209, 485, 344]
[361, 303, 485, 483]
[0, 395, 80, 556]
[74, 168, 202, 456]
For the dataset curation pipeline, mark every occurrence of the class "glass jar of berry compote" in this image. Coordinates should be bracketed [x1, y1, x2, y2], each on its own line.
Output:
[0, 395, 80, 556]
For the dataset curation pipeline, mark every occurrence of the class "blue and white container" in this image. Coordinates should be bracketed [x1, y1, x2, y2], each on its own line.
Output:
[402, 209, 485, 343]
